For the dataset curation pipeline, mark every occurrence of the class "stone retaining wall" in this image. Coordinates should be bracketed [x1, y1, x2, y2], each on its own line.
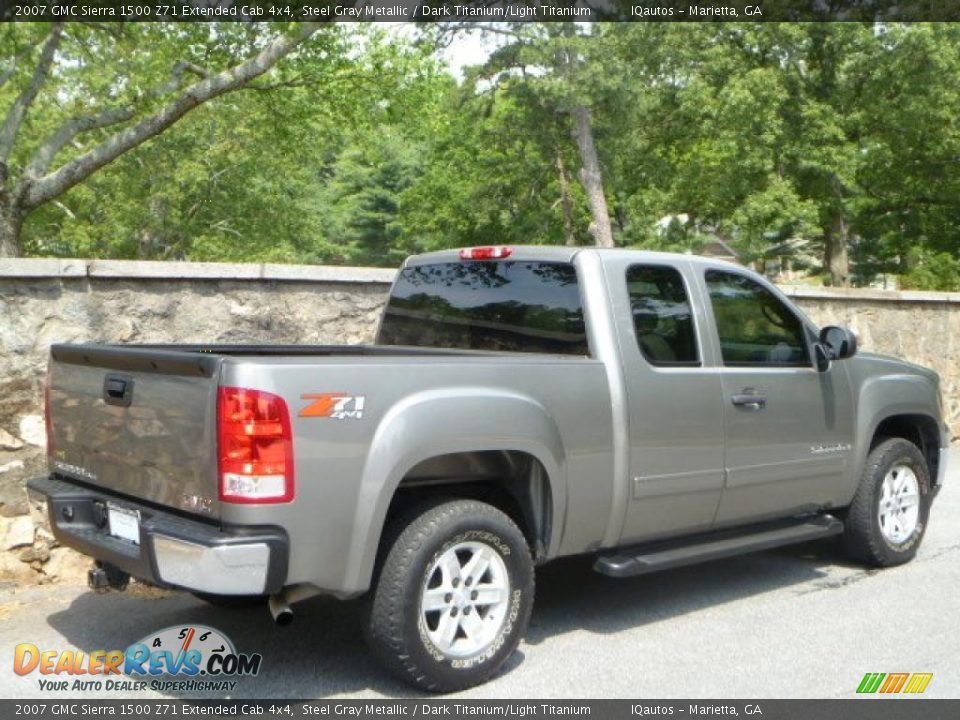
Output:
[784, 285, 960, 437]
[1, 259, 957, 586]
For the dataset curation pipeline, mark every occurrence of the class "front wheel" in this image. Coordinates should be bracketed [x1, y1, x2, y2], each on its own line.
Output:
[366, 499, 534, 693]
[841, 437, 932, 567]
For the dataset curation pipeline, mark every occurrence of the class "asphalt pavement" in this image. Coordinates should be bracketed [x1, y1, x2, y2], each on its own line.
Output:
[2, 449, 958, 700]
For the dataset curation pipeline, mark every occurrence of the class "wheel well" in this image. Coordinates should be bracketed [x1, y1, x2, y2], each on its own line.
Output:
[383, 450, 553, 561]
[872, 414, 941, 485]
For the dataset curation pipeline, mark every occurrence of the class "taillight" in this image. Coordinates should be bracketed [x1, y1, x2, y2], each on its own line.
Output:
[459, 246, 513, 260]
[44, 365, 53, 459]
[217, 387, 294, 504]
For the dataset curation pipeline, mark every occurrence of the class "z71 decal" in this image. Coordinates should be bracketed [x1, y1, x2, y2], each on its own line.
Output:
[299, 393, 366, 420]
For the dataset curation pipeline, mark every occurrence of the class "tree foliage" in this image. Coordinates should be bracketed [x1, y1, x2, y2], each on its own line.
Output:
[0, 22, 328, 257]
[3, 21, 960, 290]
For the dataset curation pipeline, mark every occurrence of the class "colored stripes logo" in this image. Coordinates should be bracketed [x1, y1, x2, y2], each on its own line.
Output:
[857, 672, 933, 694]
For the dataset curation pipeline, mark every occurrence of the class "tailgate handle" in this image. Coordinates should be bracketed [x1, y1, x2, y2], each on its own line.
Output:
[103, 374, 134, 407]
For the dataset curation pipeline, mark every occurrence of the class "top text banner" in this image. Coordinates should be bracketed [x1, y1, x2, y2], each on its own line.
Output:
[2, 0, 960, 22]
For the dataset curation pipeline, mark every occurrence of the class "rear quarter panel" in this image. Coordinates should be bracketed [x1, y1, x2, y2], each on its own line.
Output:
[219, 355, 613, 595]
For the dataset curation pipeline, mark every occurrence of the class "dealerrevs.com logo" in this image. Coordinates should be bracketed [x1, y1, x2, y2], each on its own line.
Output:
[14, 625, 262, 693]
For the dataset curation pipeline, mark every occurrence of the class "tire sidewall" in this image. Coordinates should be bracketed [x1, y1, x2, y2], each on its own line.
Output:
[400, 513, 533, 687]
[869, 441, 931, 561]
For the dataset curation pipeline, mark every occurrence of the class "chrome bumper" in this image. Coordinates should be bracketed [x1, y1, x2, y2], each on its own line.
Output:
[153, 536, 272, 594]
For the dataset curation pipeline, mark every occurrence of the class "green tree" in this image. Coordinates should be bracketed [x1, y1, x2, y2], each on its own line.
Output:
[0, 22, 323, 257]
[436, 23, 618, 247]
[601, 23, 960, 287]
[851, 23, 960, 287]
[396, 73, 586, 256]
[315, 127, 423, 266]
[14, 24, 445, 264]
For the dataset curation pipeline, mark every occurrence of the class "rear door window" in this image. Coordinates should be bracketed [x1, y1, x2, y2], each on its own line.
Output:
[626, 265, 700, 366]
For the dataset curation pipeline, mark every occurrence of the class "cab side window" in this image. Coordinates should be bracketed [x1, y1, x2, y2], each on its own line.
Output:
[704, 269, 809, 367]
[626, 265, 699, 366]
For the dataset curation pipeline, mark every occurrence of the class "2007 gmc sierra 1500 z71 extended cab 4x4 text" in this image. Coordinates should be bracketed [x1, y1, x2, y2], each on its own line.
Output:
[28, 246, 948, 691]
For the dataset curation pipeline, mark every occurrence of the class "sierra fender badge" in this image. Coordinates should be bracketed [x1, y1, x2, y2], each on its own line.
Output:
[300, 393, 366, 420]
[811, 443, 852, 455]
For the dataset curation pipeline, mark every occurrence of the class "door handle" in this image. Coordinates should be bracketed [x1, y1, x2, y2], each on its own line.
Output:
[731, 393, 766, 409]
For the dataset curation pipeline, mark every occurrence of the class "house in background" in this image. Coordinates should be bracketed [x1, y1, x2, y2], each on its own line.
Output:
[659, 217, 824, 285]
[697, 237, 740, 264]
[693, 235, 827, 285]
[688, 229, 900, 289]
[759, 237, 818, 283]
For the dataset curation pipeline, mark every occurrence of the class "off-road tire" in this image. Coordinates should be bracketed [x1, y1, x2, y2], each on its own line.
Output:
[366, 499, 534, 693]
[841, 437, 932, 567]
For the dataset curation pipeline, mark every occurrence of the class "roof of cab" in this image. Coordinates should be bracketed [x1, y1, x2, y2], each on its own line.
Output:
[404, 245, 743, 270]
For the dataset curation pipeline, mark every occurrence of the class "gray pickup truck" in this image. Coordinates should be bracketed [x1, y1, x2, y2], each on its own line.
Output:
[29, 246, 948, 691]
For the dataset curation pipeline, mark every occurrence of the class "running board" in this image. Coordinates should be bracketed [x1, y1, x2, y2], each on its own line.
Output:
[594, 515, 844, 578]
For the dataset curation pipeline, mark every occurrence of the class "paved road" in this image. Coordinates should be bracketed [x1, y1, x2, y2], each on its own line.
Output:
[2, 449, 958, 700]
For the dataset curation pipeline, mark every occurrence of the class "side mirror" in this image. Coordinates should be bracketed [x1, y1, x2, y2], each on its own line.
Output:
[819, 325, 858, 361]
[814, 343, 832, 373]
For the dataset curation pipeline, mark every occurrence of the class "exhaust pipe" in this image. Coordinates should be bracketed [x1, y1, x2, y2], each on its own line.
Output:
[267, 584, 321, 626]
[268, 594, 293, 626]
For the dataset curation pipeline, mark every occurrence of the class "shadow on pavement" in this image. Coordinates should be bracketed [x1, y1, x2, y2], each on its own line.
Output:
[45, 537, 859, 699]
[526, 537, 864, 644]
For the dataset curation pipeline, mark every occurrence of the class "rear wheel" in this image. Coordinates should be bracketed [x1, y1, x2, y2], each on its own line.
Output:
[841, 437, 931, 567]
[366, 499, 534, 692]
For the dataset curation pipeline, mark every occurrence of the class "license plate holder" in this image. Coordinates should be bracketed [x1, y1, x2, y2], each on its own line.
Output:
[107, 503, 140, 545]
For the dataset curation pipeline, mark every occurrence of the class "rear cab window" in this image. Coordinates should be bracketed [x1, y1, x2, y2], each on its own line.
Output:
[377, 261, 588, 355]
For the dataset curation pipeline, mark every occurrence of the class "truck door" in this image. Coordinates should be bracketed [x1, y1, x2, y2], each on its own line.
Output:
[607, 259, 726, 544]
[699, 267, 855, 526]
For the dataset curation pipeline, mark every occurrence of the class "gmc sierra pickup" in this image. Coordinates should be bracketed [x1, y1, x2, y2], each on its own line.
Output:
[28, 246, 948, 691]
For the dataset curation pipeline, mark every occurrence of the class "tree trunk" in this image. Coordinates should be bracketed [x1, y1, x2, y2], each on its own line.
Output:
[0, 196, 23, 257]
[137, 196, 166, 259]
[824, 211, 850, 287]
[555, 152, 577, 247]
[571, 105, 614, 249]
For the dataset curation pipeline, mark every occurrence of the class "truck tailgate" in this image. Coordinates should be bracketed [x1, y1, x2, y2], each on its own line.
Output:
[48, 345, 223, 518]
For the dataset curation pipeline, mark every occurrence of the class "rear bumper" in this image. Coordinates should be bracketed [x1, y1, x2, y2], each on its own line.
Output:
[27, 475, 288, 595]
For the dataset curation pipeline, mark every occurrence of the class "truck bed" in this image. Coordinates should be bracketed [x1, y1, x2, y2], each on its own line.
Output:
[47, 343, 603, 530]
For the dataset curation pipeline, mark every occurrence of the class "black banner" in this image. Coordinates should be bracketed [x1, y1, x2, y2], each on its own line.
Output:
[2, 700, 959, 720]
[2, 0, 960, 23]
